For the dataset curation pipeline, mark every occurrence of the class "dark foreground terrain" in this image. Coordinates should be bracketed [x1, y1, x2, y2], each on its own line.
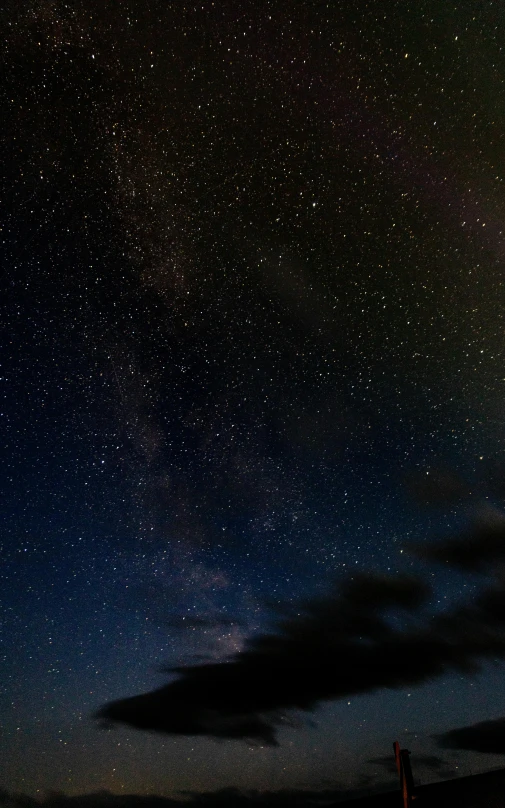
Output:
[3, 767, 505, 808]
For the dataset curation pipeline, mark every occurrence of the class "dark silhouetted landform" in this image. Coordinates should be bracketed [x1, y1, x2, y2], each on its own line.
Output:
[5, 767, 505, 808]
[0, 786, 393, 808]
[336, 767, 505, 807]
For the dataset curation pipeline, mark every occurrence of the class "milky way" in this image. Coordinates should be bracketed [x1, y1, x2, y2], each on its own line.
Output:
[2, 0, 505, 799]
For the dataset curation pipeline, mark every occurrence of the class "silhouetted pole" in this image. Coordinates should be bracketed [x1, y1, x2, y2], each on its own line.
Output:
[394, 741, 416, 808]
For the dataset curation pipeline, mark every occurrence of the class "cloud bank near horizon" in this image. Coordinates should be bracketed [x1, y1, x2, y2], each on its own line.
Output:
[97, 512, 505, 745]
[436, 717, 505, 754]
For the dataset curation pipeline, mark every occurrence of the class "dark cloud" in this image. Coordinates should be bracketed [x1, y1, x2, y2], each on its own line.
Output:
[98, 504, 505, 745]
[405, 467, 472, 507]
[366, 757, 398, 775]
[436, 717, 505, 754]
[414, 754, 455, 771]
[409, 510, 505, 571]
[97, 563, 505, 744]
[368, 754, 452, 776]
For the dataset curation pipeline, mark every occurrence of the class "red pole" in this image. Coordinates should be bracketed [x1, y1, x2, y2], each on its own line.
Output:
[394, 741, 415, 808]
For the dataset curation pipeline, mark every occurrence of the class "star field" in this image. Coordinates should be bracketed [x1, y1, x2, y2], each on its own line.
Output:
[2, 0, 505, 800]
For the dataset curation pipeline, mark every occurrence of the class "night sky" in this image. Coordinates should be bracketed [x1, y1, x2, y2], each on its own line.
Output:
[3, 0, 505, 800]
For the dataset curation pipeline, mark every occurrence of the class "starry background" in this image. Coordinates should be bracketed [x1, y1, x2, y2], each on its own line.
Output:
[2, 0, 505, 799]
